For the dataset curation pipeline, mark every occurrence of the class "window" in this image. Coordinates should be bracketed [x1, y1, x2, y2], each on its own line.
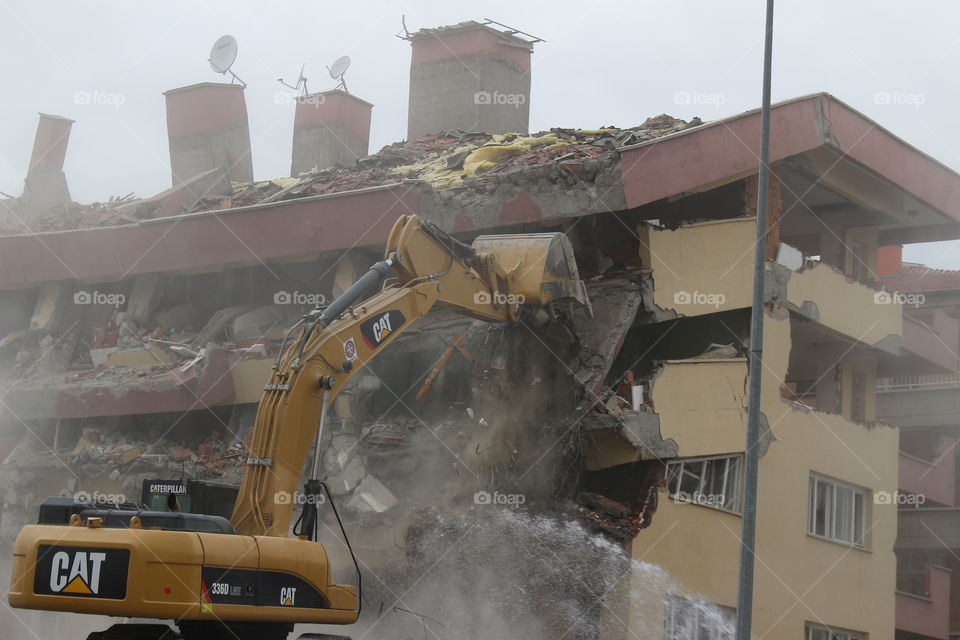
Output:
[806, 622, 865, 640]
[666, 455, 742, 512]
[663, 595, 734, 640]
[808, 475, 866, 547]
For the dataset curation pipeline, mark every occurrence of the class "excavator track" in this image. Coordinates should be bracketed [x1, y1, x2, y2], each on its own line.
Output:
[87, 621, 350, 640]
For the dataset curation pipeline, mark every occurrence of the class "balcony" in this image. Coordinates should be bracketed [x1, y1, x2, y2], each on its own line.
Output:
[877, 375, 960, 429]
[784, 258, 903, 351]
[897, 508, 960, 550]
[899, 446, 956, 507]
[879, 374, 960, 392]
[636, 217, 903, 349]
[895, 565, 952, 640]
[637, 217, 754, 317]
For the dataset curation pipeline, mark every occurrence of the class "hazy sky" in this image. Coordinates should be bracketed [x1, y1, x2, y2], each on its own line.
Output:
[2, 1, 959, 268]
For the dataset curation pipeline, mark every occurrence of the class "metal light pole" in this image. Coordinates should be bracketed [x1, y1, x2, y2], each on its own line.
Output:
[735, 1, 775, 639]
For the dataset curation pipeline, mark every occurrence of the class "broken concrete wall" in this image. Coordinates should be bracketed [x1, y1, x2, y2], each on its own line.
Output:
[637, 217, 755, 316]
[786, 259, 903, 349]
[419, 153, 626, 232]
[649, 358, 750, 458]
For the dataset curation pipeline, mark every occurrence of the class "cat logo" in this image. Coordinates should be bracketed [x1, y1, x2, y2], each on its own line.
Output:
[35, 545, 129, 599]
[360, 310, 406, 350]
[280, 586, 296, 606]
[49, 551, 106, 595]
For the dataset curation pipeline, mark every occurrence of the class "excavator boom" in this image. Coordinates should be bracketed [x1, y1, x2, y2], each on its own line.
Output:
[7, 215, 587, 640]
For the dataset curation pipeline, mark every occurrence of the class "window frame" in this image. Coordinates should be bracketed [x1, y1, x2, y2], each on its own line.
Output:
[666, 454, 744, 514]
[805, 622, 865, 640]
[663, 594, 734, 640]
[807, 474, 868, 548]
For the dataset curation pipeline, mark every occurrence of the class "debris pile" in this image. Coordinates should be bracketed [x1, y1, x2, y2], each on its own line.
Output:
[576, 491, 649, 542]
[1, 116, 702, 233]
[0, 424, 249, 542]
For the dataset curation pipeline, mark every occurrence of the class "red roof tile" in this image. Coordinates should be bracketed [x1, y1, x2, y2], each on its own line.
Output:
[881, 263, 960, 293]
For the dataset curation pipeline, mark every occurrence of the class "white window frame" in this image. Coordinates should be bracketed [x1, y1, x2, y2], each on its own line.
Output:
[807, 474, 867, 548]
[666, 454, 743, 513]
[663, 594, 734, 640]
[806, 622, 865, 640]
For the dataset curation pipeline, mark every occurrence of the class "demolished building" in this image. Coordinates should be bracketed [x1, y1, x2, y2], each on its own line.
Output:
[3, 19, 960, 640]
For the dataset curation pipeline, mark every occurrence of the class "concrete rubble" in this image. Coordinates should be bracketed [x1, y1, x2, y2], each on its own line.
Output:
[0, 116, 701, 234]
[0, 267, 679, 554]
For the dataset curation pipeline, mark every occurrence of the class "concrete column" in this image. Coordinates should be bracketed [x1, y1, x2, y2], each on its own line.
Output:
[406, 21, 535, 138]
[20, 113, 74, 217]
[163, 82, 253, 193]
[290, 90, 372, 175]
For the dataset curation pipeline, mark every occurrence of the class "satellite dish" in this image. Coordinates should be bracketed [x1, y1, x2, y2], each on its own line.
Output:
[327, 56, 351, 92]
[328, 56, 351, 80]
[209, 35, 238, 74]
[277, 63, 309, 96]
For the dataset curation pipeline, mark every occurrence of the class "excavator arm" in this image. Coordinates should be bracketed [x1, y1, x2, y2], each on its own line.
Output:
[231, 214, 588, 537]
[7, 214, 588, 640]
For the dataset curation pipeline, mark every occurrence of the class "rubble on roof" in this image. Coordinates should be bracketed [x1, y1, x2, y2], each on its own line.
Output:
[0, 117, 702, 234]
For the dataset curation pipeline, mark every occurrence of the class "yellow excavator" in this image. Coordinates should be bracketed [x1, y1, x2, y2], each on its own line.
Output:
[7, 215, 589, 640]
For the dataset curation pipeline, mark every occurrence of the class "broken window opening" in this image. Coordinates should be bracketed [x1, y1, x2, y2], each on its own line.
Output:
[662, 594, 734, 640]
[665, 454, 743, 513]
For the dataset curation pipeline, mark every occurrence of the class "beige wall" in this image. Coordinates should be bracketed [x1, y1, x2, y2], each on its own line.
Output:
[622, 316, 898, 640]
[638, 218, 755, 317]
[786, 260, 901, 349]
[638, 218, 902, 348]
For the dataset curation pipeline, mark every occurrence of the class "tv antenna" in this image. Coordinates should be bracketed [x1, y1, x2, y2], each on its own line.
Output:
[327, 55, 351, 93]
[208, 35, 246, 86]
[277, 63, 309, 96]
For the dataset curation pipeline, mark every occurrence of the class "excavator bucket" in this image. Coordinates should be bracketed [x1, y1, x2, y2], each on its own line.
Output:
[472, 232, 591, 310]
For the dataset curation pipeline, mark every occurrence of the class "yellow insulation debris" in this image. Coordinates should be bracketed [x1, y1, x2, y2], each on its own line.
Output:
[270, 177, 302, 189]
[381, 132, 578, 189]
[462, 133, 571, 174]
